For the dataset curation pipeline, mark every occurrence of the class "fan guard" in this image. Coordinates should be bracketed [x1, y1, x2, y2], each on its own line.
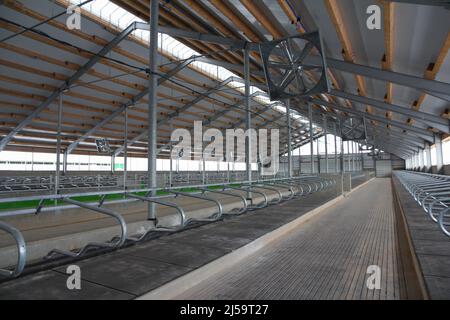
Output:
[341, 117, 367, 141]
[95, 138, 111, 154]
[260, 31, 329, 101]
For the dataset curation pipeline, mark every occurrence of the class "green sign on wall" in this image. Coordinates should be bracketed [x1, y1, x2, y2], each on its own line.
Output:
[114, 163, 124, 170]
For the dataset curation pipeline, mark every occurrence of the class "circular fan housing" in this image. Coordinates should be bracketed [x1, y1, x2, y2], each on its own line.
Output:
[260, 31, 329, 101]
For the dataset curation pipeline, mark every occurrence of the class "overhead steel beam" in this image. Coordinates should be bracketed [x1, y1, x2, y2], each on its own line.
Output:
[296, 102, 427, 155]
[321, 57, 450, 97]
[280, 132, 324, 156]
[426, 91, 450, 102]
[330, 90, 450, 133]
[114, 77, 235, 156]
[157, 95, 307, 156]
[136, 24, 450, 97]
[370, 138, 411, 157]
[65, 58, 194, 156]
[138, 23, 260, 51]
[365, 123, 426, 150]
[365, 122, 426, 146]
[367, 127, 424, 149]
[369, 130, 420, 151]
[0, 22, 140, 152]
[296, 102, 429, 146]
[370, 133, 418, 153]
[369, 138, 412, 158]
[307, 103, 430, 145]
[156, 93, 281, 154]
[195, 56, 265, 77]
[309, 98, 435, 142]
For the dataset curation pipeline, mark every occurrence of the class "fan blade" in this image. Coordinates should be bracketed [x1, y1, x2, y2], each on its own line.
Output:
[294, 69, 306, 93]
[280, 40, 294, 63]
[302, 64, 322, 71]
[279, 69, 296, 91]
[296, 42, 314, 64]
[268, 61, 293, 69]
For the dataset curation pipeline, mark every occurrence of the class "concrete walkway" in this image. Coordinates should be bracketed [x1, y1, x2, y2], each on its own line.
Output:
[177, 178, 405, 300]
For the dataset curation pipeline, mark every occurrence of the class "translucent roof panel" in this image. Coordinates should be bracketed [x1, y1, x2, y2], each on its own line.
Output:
[68, 0, 311, 128]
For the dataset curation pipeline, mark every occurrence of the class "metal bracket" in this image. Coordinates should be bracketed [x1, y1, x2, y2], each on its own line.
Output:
[35, 198, 45, 215]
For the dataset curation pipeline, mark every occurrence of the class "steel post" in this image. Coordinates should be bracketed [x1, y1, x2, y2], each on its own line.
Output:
[147, 0, 159, 221]
[286, 99, 292, 178]
[55, 93, 63, 196]
[308, 103, 314, 174]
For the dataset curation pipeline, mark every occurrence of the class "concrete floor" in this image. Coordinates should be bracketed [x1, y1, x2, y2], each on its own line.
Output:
[0, 185, 339, 299]
[177, 179, 405, 300]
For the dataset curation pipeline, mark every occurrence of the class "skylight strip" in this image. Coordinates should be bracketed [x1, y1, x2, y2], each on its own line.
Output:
[67, 0, 311, 127]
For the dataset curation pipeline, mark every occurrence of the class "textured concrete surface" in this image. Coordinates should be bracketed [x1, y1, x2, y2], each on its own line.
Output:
[177, 179, 405, 300]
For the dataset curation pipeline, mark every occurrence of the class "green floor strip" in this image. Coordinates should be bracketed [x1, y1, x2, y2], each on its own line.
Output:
[0, 184, 241, 212]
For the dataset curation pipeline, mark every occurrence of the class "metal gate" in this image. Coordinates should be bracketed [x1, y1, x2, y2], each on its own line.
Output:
[375, 160, 392, 177]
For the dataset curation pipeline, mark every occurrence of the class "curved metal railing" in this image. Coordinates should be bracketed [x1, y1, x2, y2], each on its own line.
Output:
[0, 175, 339, 278]
[45, 198, 128, 259]
[0, 221, 26, 279]
[394, 171, 450, 237]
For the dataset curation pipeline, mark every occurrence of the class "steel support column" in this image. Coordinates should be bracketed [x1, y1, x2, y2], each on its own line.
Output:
[308, 103, 314, 174]
[415, 153, 419, 170]
[435, 135, 444, 174]
[418, 148, 424, 171]
[346, 141, 349, 171]
[359, 144, 363, 171]
[123, 107, 128, 192]
[111, 155, 115, 174]
[169, 119, 173, 187]
[55, 94, 63, 195]
[324, 115, 328, 173]
[352, 141, 355, 172]
[334, 122, 338, 173]
[298, 144, 302, 175]
[425, 143, 432, 172]
[317, 136, 321, 173]
[286, 99, 292, 178]
[147, 0, 159, 221]
[244, 49, 252, 196]
[339, 120, 344, 173]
